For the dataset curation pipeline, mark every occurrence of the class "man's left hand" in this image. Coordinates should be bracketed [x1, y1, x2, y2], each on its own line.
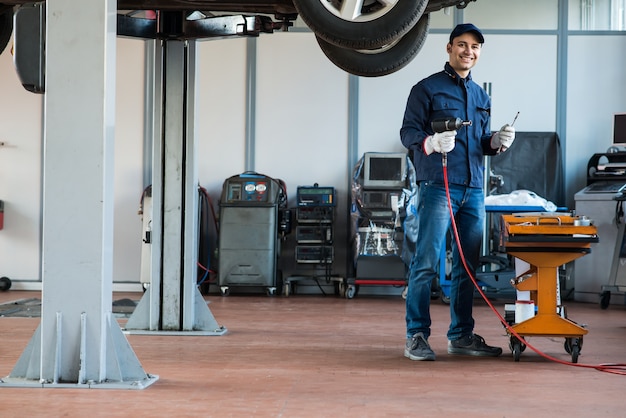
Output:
[491, 124, 516, 151]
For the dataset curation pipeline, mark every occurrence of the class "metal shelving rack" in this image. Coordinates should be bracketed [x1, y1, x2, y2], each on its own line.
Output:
[284, 185, 343, 296]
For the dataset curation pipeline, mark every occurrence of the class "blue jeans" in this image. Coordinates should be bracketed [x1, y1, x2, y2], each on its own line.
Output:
[405, 181, 484, 340]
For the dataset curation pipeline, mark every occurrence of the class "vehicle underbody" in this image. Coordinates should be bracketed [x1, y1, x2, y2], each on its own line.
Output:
[0, 0, 477, 79]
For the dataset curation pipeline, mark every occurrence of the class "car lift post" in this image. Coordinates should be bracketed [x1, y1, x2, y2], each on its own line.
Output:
[124, 11, 279, 334]
[124, 18, 226, 335]
[0, 0, 158, 389]
[0, 6, 280, 389]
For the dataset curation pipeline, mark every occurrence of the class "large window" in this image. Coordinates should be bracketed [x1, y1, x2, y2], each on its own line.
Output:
[569, 0, 626, 30]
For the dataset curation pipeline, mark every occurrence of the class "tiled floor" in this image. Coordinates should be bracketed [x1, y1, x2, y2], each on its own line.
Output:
[0, 289, 625, 417]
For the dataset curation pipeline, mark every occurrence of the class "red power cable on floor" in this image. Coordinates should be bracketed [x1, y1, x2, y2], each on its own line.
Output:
[442, 164, 626, 375]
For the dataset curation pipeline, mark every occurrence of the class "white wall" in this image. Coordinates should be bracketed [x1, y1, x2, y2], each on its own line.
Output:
[0, 40, 42, 283]
[113, 37, 146, 283]
[256, 32, 349, 204]
[197, 37, 248, 198]
[472, 34, 558, 132]
[464, 0, 559, 30]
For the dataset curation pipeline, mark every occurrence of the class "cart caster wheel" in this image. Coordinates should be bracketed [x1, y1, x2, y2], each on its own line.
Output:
[266, 287, 277, 296]
[440, 294, 450, 305]
[565, 337, 582, 363]
[600, 290, 611, 309]
[401, 286, 408, 300]
[512, 341, 522, 362]
[345, 284, 357, 299]
[571, 344, 580, 363]
[220, 286, 230, 296]
[0, 276, 12, 291]
[564, 337, 583, 358]
[509, 336, 526, 361]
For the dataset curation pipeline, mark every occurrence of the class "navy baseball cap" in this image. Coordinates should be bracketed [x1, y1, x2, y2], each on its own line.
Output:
[449, 23, 484, 44]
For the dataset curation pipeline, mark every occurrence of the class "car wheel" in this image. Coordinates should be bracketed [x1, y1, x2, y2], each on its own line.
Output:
[0, 8, 13, 56]
[293, 0, 427, 50]
[315, 13, 429, 77]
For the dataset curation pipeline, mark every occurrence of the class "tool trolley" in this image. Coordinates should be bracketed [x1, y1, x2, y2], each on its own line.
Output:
[348, 152, 416, 299]
[500, 213, 598, 362]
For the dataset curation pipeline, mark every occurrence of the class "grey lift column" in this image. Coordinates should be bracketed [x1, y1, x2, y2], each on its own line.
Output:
[121, 11, 280, 334]
[0, 0, 156, 388]
[124, 36, 225, 335]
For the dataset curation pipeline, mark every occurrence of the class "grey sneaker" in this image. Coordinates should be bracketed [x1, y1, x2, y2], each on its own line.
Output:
[448, 333, 502, 357]
[404, 332, 436, 361]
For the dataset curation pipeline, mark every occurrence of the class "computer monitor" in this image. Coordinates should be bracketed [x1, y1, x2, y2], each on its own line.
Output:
[614, 113, 626, 145]
[362, 152, 407, 189]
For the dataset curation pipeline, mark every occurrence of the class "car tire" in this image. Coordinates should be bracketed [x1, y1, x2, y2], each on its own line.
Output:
[0, 8, 13, 56]
[293, 0, 427, 50]
[315, 12, 430, 77]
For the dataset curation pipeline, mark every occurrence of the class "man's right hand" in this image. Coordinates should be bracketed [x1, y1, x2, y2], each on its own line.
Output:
[424, 130, 456, 155]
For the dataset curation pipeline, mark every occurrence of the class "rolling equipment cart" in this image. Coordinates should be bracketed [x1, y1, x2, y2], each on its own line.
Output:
[500, 213, 598, 362]
[348, 152, 416, 298]
[284, 184, 343, 296]
[218, 172, 288, 296]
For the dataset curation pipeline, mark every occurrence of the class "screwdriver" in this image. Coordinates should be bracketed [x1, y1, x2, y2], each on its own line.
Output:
[499, 111, 519, 153]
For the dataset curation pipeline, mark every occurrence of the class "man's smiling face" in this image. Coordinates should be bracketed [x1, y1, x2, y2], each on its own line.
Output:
[447, 32, 482, 78]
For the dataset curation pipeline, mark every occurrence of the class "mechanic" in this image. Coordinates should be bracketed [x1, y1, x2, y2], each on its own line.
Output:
[399, 23, 515, 361]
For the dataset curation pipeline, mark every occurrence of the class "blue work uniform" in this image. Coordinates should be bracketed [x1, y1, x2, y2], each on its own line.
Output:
[400, 62, 497, 341]
[400, 62, 496, 187]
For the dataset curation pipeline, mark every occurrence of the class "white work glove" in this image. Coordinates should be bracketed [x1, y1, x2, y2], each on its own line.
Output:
[491, 124, 516, 152]
[424, 130, 456, 155]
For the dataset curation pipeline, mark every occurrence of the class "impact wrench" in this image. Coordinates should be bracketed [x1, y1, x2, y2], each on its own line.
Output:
[431, 118, 472, 167]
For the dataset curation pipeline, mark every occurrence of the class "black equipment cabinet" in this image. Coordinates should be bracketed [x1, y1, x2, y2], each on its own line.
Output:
[283, 185, 343, 296]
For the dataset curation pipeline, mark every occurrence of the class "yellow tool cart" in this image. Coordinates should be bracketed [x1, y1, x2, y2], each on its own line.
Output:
[500, 214, 599, 362]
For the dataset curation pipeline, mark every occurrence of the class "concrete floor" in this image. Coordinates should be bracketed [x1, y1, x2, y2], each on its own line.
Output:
[0, 289, 625, 417]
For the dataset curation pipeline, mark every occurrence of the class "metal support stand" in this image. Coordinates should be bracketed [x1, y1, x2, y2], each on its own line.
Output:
[124, 20, 225, 336]
[1, 8, 286, 388]
[0, 0, 156, 389]
[121, 11, 287, 334]
[121, 11, 288, 335]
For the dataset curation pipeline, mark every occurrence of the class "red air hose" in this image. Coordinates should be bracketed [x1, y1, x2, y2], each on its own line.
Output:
[442, 165, 626, 375]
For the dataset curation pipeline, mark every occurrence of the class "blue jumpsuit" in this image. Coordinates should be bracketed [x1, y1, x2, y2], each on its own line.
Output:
[400, 62, 497, 340]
